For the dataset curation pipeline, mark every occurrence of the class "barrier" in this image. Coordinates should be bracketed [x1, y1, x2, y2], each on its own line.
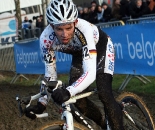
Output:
[14, 39, 72, 74]
[0, 43, 15, 72]
[14, 38, 44, 74]
[18, 28, 42, 40]
[118, 75, 151, 91]
[0, 20, 153, 90]
[126, 16, 155, 24]
[100, 22, 155, 90]
[142, 14, 155, 18]
[96, 20, 125, 28]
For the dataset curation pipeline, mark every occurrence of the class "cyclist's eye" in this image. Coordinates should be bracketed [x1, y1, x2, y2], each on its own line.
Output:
[66, 27, 72, 30]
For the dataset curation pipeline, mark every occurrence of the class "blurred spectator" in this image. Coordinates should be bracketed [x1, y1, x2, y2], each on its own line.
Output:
[146, 0, 155, 14]
[111, 0, 122, 20]
[88, 5, 98, 24]
[40, 15, 44, 28]
[91, 0, 98, 13]
[23, 16, 28, 22]
[77, 6, 83, 18]
[29, 16, 37, 37]
[28, 20, 33, 29]
[22, 16, 31, 38]
[120, 0, 130, 18]
[81, 7, 90, 21]
[22, 16, 30, 29]
[36, 15, 44, 32]
[32, 16, 37, 29]
[28, 19, 35, 37]
[97, 5, 104, 23]
[128, 0, 150, 18]
[102, 2, 112, 22]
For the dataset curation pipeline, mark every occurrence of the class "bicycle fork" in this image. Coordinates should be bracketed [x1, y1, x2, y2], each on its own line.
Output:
[61, 104, 74, 130]
[122, 102, 136, 124]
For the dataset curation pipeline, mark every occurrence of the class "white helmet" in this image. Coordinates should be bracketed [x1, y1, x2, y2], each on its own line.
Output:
[46, 0, 78, 25]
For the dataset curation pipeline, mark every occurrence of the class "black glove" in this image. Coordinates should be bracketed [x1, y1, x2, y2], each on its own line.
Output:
[52, 87, 71, 105]
[25, 102, 46, 119]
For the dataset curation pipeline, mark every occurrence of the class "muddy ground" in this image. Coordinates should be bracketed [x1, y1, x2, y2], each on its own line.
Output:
[0, 74, 155, 130]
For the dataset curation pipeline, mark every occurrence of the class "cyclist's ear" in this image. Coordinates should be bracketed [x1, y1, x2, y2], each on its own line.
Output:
[50, 24, 54, 29]
[74, 19, 78, 25]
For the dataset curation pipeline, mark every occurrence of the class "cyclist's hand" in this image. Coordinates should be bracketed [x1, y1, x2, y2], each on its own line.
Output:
[25, 102, 46, 119]
[52, 87, 71, 105]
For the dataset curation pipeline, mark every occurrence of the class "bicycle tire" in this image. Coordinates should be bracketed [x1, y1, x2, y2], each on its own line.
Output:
[37, 120, 89, 130]
[116, 92, 155, 130]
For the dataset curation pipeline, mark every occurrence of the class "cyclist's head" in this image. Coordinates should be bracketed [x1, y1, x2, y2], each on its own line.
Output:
[46, 0, 78, 25]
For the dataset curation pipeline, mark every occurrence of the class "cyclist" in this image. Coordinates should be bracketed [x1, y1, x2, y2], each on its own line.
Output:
[25, 0, 124, 129]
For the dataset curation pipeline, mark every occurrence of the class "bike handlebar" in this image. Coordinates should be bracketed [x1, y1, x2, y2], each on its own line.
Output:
[16, 79, 97, 118]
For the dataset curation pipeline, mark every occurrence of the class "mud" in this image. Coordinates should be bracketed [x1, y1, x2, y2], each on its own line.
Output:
[0, 77, 154, 130]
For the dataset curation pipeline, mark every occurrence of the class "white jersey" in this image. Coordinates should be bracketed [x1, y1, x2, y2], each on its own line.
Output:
[40, 18, 114, 97]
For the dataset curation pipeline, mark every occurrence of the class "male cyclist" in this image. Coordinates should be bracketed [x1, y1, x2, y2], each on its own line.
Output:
[25, 0, 124, 129]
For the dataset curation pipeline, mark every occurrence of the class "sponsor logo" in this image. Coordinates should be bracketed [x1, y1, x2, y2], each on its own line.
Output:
[108, 54, 114, 61]
[44, 40, 54, 49]
[75, 29, 87, 46]
[108, 60, 114, 71]
[72, 72, 88, 87]
[49, 32, 56, 40]
[93, 30, 98, 40]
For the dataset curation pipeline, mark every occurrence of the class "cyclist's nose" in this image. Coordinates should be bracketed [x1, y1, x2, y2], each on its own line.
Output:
[61, 31, 68, 37]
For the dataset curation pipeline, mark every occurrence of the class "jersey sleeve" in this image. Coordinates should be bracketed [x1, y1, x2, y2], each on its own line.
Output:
[66, 21, 98, 96]
[40, 28, 57, 81]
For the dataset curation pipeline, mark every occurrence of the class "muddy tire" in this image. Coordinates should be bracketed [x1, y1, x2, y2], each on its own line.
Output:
[37, 120, 89, 130]
[116, 92, 155, 130]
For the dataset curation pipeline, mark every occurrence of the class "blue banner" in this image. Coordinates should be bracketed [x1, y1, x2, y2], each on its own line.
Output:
[14, 22, 155, 76]
[14, 39, 72, 74]
[14, 40, 45, 74]
[55, 51, 72, 73]
[102, 22, 155, 76]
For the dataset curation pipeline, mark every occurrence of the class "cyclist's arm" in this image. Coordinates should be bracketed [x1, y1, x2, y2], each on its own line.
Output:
[39, 29, 57, 105]
[66, 22, 98, 96]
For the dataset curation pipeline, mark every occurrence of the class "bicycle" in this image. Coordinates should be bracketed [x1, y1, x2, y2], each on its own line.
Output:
[16, 79, 155, 130]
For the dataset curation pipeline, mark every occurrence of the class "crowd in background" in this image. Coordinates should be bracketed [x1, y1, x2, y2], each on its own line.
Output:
[22, 0, 155, 29]
[77, 0, 155, 24]
[22, 15, 44, 38]
[20, 0, 155, 38]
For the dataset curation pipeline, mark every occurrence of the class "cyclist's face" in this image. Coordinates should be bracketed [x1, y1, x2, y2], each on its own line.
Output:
[52, 22, 76, 45]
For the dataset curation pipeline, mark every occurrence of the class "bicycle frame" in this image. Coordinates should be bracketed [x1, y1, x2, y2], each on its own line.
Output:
[60, 90, 97, 130]
[16, 80, 142, 130]
[16, 82, 97, 130]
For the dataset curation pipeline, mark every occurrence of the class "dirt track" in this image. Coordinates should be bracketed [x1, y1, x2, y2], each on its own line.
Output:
[0, 81, 155, 130]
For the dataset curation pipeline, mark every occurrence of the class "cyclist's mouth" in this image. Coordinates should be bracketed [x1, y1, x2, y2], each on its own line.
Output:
[62, 39, 69, 44]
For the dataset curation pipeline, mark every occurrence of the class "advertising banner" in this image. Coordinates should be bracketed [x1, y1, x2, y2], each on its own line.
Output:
[14, 22, 155, 76]
[14, 39, 72, 74]
[14, 40, 45, 74]
[102, 22, 155, 76]
[0, 18, 17, 44]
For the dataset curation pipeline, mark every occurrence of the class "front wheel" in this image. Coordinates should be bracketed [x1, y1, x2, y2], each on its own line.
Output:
[37, 120, 89, 130]
[116, 92, 155, 130]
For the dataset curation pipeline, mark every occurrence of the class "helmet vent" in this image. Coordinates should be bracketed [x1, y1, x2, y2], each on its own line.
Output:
[51, 3, 56, 11]
[60, 5, 64, 17]
[46, 15, 53, 22]
[53, 12, 61, 21]
[68, 1, 70, 8]
[54, 1, 58, 5]
[67, 8, 72, 19]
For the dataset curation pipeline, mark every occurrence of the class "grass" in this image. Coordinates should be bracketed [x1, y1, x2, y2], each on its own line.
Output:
[0, 72, 155, 96]
[112, 74, 155, 95]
